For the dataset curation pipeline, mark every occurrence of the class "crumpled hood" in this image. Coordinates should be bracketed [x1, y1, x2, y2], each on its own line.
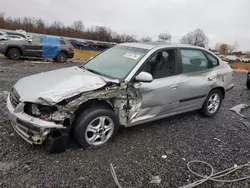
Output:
[14, 66, 118, 105]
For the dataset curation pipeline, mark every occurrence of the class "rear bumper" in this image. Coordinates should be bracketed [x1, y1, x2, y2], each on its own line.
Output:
[68, 51, 74, 59]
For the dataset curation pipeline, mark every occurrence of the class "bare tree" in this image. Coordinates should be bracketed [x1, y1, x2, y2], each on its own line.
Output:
[227, 41, 239, 55]
[36, 18, 46, 33]
[180, 28, 208, 47]
[112, 33, 137, 43]
[141, 37, 152, 42]
[0, 12, 5, 28]
[72, 20, 84, 32]
[0, 12, 139, 43]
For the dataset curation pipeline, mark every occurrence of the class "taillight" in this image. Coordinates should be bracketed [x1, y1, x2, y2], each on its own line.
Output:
[70, 46, 74, 51]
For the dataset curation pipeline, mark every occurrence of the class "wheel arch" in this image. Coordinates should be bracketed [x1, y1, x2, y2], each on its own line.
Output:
[74, 99, 113, 115]
[209, 87, 225, 98]
[58, 50, 69, 57]
[5, 46, 23, 56]
[71, 99, 114, 130]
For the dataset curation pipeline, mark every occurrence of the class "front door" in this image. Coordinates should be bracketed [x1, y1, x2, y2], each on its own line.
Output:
[130, 49, 181, 123]
[24, 36, 42, 57]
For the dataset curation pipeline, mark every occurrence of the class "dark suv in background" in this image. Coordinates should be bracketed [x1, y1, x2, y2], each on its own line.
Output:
[0, 36, 74, 63]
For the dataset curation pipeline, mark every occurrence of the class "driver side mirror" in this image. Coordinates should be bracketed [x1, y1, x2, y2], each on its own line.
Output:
[28, 39, 32, 43]
[135, 72, 153, 83]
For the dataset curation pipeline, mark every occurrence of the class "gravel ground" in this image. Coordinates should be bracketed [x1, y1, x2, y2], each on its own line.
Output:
[0, 56, 250, 188]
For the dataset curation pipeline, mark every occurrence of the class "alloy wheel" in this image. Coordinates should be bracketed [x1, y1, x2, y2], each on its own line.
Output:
[85, 116, 114, 146]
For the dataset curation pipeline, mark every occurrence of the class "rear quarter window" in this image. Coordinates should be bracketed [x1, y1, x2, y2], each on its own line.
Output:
[60, 40, 67, 45]
[204, 52, 219, 67]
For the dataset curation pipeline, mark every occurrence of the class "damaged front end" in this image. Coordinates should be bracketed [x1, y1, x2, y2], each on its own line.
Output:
[51, 82, 143, 128]
[7, 80, 142, 153]
[21, 102, 70, 152]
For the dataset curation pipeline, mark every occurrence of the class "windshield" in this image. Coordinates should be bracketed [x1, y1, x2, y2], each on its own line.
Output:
[84, 45, 149, 79]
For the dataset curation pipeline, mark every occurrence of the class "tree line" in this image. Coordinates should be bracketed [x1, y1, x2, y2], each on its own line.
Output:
[0, 13, 242, 54]
[0, 13, 137, 43]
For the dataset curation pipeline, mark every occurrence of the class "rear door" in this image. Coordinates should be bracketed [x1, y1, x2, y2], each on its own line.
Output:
[24, 36, 42, 57]
[177, 48, 219, 113]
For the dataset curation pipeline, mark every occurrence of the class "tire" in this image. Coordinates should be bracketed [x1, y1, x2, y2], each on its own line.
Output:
[247, 79, 250, 89]
[55, 52, 68, 63]
[200, 89, 223, 117]
[74, 107, 119, 149]
[7, 48, 21, 60]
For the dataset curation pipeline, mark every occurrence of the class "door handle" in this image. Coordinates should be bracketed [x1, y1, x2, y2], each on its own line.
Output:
[170, 85, 178, 91]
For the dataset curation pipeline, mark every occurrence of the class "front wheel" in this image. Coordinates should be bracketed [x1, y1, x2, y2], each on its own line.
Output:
[200, 89, 223, 117]
[7, 48, 21, 60]
[74, 107, 119, 149]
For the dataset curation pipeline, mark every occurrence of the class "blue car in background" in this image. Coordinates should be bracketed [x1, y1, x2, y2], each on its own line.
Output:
[0, 35, 74, 63]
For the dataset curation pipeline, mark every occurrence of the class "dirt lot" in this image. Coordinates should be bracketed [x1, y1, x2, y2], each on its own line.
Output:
[73, 49, 100, 62]
[231, 62, 250, 70]
[0, 56, 250, 188]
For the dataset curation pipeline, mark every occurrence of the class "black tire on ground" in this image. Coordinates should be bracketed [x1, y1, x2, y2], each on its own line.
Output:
[200, 89, 223, 117]
[74, 107, 119, 149]
[55, 52, 68, 63]
[7, 48, 21, 60]
[247, 79, 250, 89]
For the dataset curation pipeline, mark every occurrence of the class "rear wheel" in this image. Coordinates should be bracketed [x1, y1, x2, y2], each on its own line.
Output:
[7, 48, 21, 60]
[55, 52, 68, 63]
[74, 107, 119, 149]
[201, 89, 223, 117]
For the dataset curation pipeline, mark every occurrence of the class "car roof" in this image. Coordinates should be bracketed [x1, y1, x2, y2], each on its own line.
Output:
[119, 42, 206, 50]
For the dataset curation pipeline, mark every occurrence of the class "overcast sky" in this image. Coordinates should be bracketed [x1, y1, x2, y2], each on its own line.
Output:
[2, 0, 250, 50]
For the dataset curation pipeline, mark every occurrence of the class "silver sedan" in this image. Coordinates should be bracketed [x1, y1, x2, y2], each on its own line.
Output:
[7, 42, 234, 152]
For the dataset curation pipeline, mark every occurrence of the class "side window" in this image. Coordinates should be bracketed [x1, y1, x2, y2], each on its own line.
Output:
[60, 40, 67, 45]
[32, 37, 42, 44]
[205, 52, 219, 67]
[141, 49, 175, 79]
[181, 49, 209, 73]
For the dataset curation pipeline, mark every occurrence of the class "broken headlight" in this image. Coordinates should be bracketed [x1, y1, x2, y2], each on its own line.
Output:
[25, 103, 57, 121]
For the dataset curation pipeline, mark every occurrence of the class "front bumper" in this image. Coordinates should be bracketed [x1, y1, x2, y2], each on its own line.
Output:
[6, 93, 65, 145]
